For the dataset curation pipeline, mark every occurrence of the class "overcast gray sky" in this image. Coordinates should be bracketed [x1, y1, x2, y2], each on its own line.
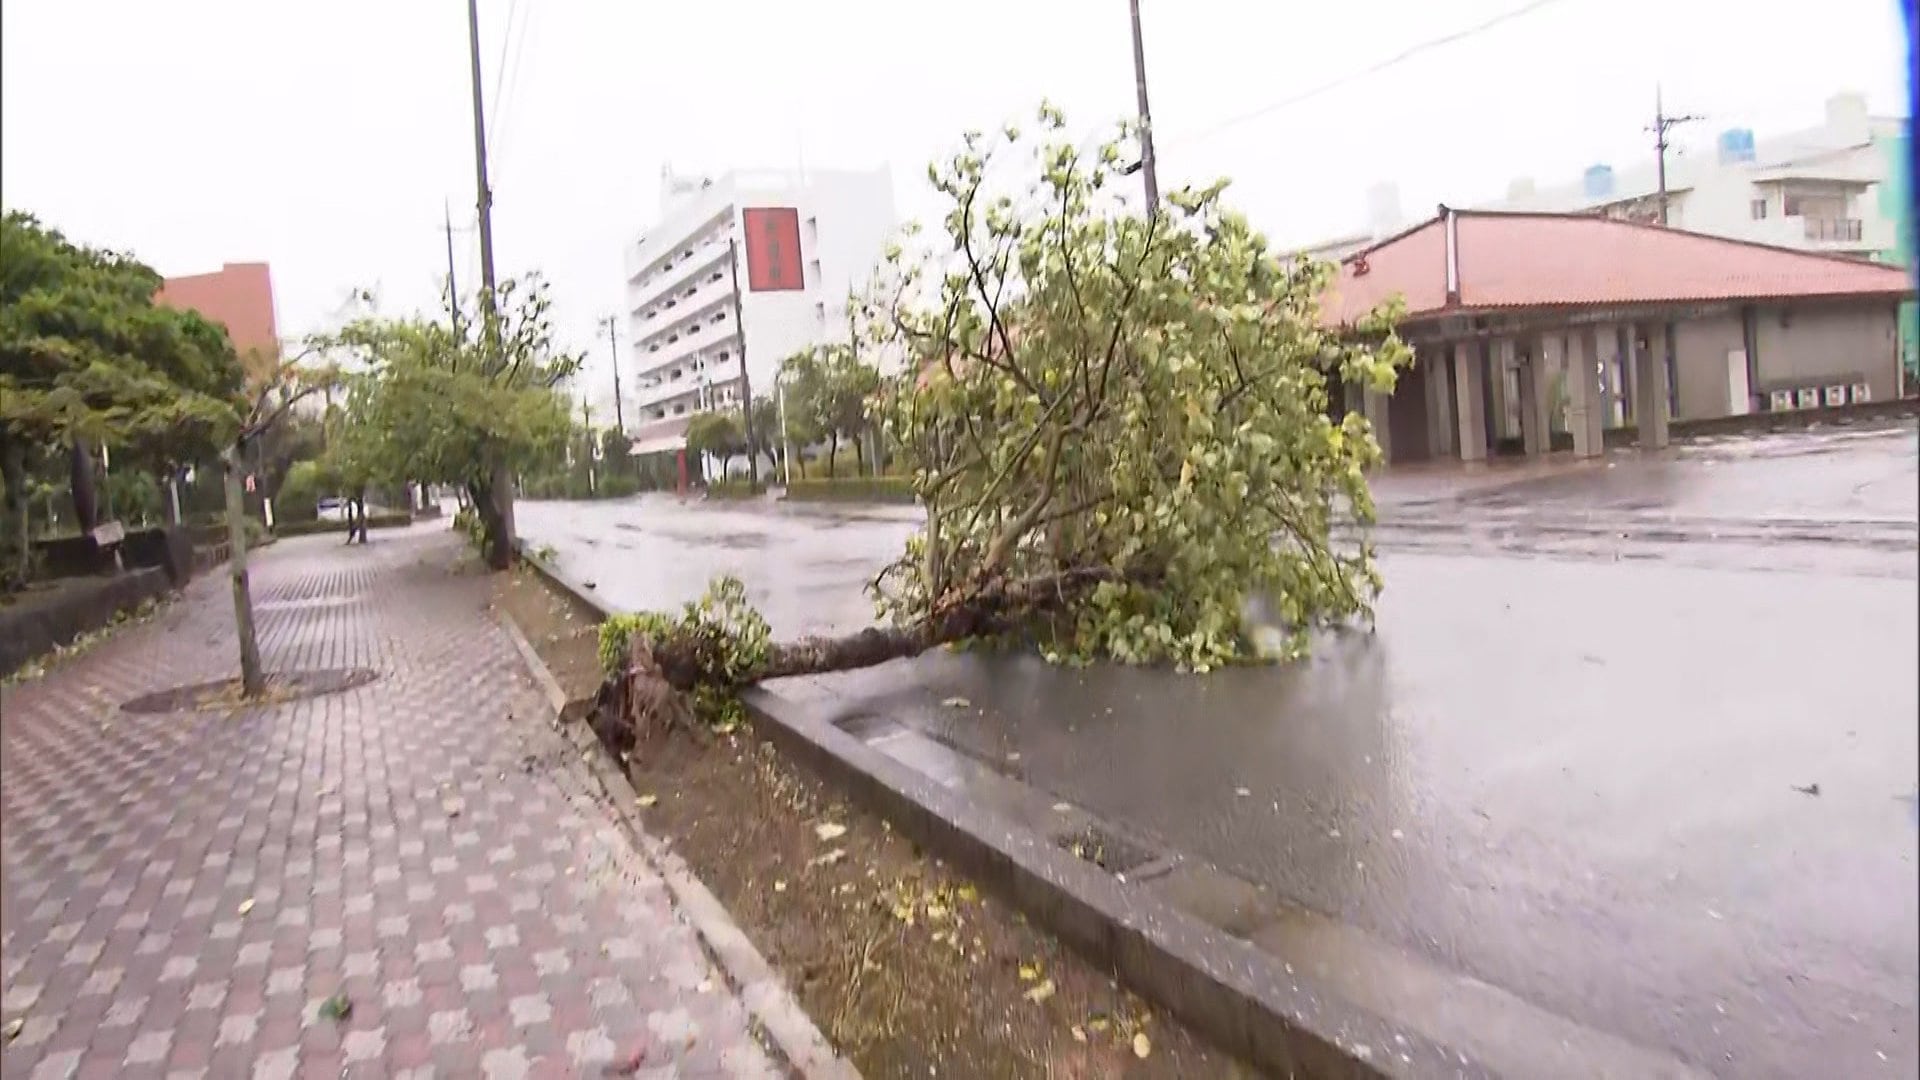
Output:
[3, 0, 1907, 412]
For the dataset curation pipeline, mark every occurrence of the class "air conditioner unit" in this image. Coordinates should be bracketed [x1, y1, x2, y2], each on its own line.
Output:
[1850, 382, 1872, 404]
[1796, 388, 1822, 409]
[1769, 389, 1797, 411]
[1824, 385, 1848, 407]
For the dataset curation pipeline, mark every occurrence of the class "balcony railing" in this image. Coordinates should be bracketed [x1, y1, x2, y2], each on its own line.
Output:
[1804, 217, 1863, 242]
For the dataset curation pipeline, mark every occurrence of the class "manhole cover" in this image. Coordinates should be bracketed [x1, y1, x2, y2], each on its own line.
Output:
[122, 668, 378, 714]
[1053, 824, 1157, 875]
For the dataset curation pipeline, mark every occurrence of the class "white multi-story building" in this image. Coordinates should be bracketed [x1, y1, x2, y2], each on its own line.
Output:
[1489, 92, 1907, 263]
[622, 165, 897, 455]
[1302, 93, 1910, 268]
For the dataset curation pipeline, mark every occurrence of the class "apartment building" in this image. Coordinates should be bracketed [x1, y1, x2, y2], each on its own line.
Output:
[1490, 93, 1908, 264]
[622, 166, 896, 454]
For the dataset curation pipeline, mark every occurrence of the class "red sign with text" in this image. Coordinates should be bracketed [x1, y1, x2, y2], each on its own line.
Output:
[742, 207, 805, 292]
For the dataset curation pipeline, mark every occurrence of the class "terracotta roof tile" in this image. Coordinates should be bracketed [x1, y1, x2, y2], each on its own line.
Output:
[1323, 211, 1913, 326]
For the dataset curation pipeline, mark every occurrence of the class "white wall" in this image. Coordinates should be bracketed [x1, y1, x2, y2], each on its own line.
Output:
[620, 167, 899, 427]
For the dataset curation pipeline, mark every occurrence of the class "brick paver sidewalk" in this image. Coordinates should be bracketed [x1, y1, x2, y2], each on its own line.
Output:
[2, 527, 788, 1078]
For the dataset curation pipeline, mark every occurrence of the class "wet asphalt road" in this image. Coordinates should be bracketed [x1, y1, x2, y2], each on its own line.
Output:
[519, 422, 1920, 1078]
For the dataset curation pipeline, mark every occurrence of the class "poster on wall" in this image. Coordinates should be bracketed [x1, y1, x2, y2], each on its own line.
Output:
[741, 207, 805, 292]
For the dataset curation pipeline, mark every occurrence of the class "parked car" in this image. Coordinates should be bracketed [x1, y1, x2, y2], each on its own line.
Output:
[315, 497, 348, 522]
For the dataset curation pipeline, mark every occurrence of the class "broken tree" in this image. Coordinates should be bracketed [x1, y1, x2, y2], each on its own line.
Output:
[592, 105, 1410, 750]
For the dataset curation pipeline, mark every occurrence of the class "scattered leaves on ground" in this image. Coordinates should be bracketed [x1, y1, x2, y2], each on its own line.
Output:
[1023, 978, 1056, 1003]
[4, 1017, 23, 1042]
[1134, 1032, 1153, 1058]
[814, 822, 847, 841]
[237, 898, 255, 916]
[317, 993, 352, 1022]
[942, 696, 971, 709]
[636, 794, 658, 808]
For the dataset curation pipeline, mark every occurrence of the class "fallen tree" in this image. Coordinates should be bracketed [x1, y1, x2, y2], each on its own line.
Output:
[591, 105, 1408, 754]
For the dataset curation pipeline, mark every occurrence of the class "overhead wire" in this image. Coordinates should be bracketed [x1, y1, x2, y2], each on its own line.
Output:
[1164, 0, 1572, 149]
[489, 0, 538, 183]
[485, 0, 521, 139]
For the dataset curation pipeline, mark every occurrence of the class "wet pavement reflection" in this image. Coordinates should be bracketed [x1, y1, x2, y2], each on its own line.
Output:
[520, 423, 1919, 1077]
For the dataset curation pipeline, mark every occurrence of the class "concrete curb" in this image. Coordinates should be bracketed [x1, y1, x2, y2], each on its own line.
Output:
[495, 602, 857, 1080]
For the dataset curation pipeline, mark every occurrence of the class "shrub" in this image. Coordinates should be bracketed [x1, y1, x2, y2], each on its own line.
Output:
[275, 461, 323, 523]
[705, 480, 764, 500]
[104, 471, 164, 526]
[782, 476, 915, 504]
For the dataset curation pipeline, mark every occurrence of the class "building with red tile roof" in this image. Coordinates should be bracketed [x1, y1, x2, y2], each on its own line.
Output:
[1321, 209, 1912, 465]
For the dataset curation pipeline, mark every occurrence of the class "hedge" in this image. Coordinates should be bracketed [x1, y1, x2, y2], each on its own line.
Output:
[273, 513, 412, 538]
[705, 480, 766, 500]
[781, 476, 916, 504]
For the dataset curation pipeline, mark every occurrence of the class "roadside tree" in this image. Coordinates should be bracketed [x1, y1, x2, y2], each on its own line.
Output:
[0, 212, 247, 586]
[685, 411, 746, 480]
[321, 277, 578, 569]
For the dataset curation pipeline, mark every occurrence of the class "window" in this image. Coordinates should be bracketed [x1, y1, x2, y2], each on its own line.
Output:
[1750, 198, 1768, 220]
[815, 301, 827, 322]
[807, 258, 822, 285]
[672, 404, 685, 416]
[717, 350, 730, 361]
[714, 311, 727, 323]
[670, 368, 682, 380]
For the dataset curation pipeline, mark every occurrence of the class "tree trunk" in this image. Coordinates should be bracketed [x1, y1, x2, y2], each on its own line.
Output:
[69, 439, 99, 535]
[473, 468, 515, 570]
[222, 449, 265, 696]
[2, 436, 31, 586]
[852, 432, 866, 477]
[826, 433, 839, 479]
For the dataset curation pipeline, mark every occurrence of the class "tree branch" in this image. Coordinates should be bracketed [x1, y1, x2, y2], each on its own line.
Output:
[957, 185, 1036, 399]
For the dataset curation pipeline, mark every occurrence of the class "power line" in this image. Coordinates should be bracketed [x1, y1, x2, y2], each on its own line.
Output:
[1167, 0, 1571, 149]
[485, 0, 521, 139]
[490, 0, 537, 179]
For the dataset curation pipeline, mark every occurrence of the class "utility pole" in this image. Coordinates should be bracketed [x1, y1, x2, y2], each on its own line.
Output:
[464, 0, 499, 305]
[582, 399, 596, 497]
[1647, 84, 1701, 227]
[443, 200, 463, 341]
[726, 236, 759, 489]
[599, 316, 625, 434]
[1127, 0, 1160, 211]
[464, 0, 513, 567]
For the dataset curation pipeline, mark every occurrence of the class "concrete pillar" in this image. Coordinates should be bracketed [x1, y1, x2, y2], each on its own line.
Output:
[1569, 327, 1605, 458]
[1487, 339, 1513, 442]
[1517, 336, 1551, 457]
[1424, 348, 1455, 459]
[1452, 342, 1487, 462]
[1364, 389, 1393, 463]
[1633, 322, 1671, 449]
